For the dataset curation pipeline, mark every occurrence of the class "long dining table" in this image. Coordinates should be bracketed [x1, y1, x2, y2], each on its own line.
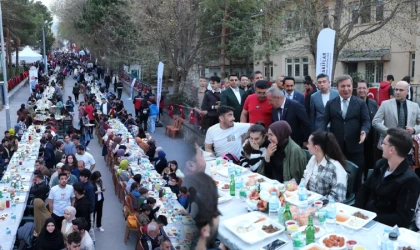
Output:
[204, 158, 420, 250]
[0, 125, 45, 250]
[109, 119, 198, 250]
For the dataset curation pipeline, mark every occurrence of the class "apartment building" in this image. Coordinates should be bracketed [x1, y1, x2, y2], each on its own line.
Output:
[254, 0, 420, 86]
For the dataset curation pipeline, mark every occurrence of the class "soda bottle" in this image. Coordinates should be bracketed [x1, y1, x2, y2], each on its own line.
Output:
[283, 202, 292, 225]
[306, 216, 315, 245]
[229, 174, 235, 196]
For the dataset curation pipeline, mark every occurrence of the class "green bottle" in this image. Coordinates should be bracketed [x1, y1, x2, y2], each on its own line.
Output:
[283, 202, 292, 225]
[306, 216, 315, 245]
[229, 174, 235, 196]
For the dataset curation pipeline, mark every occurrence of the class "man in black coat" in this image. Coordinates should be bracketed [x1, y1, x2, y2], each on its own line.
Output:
[267, 86, 311, 147]
[220, 74, 245, 122]
[354, 128, 420, 227]
[320, 75, 371, 193]
[357, 80, 378, 180]
[104, 73, 111, 91]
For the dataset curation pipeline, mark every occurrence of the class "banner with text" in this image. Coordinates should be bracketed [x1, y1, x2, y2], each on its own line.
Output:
[156, 62, 164, 115]
[316, 28, 336, 81]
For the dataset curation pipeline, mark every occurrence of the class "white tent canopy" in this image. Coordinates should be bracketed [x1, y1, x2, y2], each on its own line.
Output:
[11, 46, 43, 64]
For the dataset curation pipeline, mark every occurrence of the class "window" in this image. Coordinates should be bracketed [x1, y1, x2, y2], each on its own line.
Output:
[365, 62, 384, 84]
[264, 65, 273, 78]
[360, 0, 371, 24]
[302, 57, 309, 76]
[285, 57, 308, 78]
[376, 0, 384, 21]
[411, 53, 415, 78]
[286, 59, 293, 76]
[351, 3, 360, 24]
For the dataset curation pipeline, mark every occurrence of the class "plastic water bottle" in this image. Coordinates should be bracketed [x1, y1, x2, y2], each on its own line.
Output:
[380, 228, 391, 250]
[326, 197, 336, 224]
[269, 192, 279, 218]
[278, 206, 285, 225]
[6, 227, 11, 238]
[387, 232, 398, 250]
[11, 212, 16, 222]
[235, 176, 243, 189]
[298, 182, 308, 206]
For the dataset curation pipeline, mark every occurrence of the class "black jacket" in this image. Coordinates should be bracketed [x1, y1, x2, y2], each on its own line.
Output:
[320, 96, 371, 154]
[220, 87, 245, 122]
[201, 90, 221, 117]
[271, 98, 310, 147]
[30, 181, 49, 200]
[354, 158, 420, 227]
[74, 196, 91, 230]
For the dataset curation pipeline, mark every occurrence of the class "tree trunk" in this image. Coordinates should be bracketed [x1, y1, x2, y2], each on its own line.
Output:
[220, 0, 229, 79]
[263, 0, 272, 81]
[6, 26, 12, 79]
[245, 55, 251, 76]
[15, 45, 19, 76]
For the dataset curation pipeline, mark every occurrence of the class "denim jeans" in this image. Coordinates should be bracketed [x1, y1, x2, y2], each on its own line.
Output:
[148, 115, 157, 133]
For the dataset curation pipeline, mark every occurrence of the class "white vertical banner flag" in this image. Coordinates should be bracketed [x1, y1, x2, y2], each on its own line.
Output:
[156, 62, 164, 115]
[316, 28, 336, 81]
[29, 66, 38, 93]
[129, 78, 136, 100]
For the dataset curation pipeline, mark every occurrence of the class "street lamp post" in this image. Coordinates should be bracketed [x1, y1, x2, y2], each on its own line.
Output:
[0, 0, 11, 129]
[42, 20, 47, 74]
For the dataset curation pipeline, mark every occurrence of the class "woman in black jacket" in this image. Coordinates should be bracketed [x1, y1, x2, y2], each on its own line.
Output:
[91, 171, 105, 231]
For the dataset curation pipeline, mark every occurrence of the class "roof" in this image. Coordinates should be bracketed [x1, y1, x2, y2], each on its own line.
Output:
[338, 49, 391, 62]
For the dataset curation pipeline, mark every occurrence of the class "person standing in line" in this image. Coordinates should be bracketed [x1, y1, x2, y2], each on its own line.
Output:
[48, 173, 75, 230]
[320, 75, 371, 193]
[148, 99, 159, 133]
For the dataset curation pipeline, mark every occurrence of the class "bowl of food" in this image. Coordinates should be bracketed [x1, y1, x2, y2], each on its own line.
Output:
[319, 234, 347, 249]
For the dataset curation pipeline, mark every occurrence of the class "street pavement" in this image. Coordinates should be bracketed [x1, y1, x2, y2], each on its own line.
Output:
[1, 74, 195, 249]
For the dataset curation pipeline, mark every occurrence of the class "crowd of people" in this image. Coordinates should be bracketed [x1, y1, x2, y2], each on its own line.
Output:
[198, 71, 420, 233]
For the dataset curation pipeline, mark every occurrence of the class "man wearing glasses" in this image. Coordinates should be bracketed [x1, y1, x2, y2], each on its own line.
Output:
[373, 80, 420, 151]
[354, 128, 420, 228]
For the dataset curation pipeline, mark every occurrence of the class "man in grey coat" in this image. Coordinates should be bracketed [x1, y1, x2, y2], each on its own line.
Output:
[373, 81, 420, 150]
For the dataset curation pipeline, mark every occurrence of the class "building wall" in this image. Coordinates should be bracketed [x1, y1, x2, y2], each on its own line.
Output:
[254, 0, 420, 85]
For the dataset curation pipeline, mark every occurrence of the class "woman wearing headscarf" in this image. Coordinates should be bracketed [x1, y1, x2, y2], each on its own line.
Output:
[35, 218, 66, 250]
[264, 121, 307, 183]
[154, 150, 167, 174]
[61, 206, 76, 242]
[117, 159, 129, 175]
[34, 198, 51, 236]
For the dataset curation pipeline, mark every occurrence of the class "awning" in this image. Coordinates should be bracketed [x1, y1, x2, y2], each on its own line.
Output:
[338, 49, 390, 62]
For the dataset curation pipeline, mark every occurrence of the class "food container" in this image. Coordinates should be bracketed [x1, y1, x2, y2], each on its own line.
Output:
[352, 246, 365, 250]
[285, 220, 297, 226]
[346, 240, 357, 250]
[287, 224, 299, 238]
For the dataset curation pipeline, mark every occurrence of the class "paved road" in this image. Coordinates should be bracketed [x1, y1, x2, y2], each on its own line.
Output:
[1, 74, 195, 249]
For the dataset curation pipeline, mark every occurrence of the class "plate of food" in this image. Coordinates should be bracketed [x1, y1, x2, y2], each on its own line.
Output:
[218, 183, 230, 191]
[335, 203, 377, 230]
[0, 213, 8, 221]
[284, 190, 323, 206]
[14, 196, 26, 203]
[398, 227, 420, 250]
[299, 225, 325, 239]
[165, 227, 180, 238]
[303, 243, 327, 250]
[20, 175, 31, 182]
[222, 211, 285, 244]
[319, 234, 347, 249]
[218, 190, 233, 204]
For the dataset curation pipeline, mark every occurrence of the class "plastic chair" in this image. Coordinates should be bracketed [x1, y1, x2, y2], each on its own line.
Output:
[124, 214, 140, 244]
[168, 118, 184, 139]
[165, 116, 179, 135]
[342, 160, 358, 205]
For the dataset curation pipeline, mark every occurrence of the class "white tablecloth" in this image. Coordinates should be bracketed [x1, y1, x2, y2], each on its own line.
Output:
[0, 126, 44, 250]
[205, 159, 405, 250]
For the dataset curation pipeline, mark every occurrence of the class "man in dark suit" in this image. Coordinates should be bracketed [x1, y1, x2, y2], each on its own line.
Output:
[220, 74, 245, 122]
[320, 75, 371, 193]
[357, 80, 378, 180]
[283, 76, 305, 106]
[267, 86, 310, 147]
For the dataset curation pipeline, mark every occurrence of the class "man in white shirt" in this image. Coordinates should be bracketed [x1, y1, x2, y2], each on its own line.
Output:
[76, 145, 96, 171]
[100, 97, 111, 116]
[205, 106, 251, 159]
[48, 173, 75, 230]
[72, 217, 95, 250]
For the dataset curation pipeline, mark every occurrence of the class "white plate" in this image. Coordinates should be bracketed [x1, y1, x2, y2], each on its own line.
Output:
[284, 190, 323, 206]
[218, 182, 230, 191]
[164, 227, 180, 238]
[398, 227, 420, 249]
[222, 211, 285, 245]
[303, 243, 327, 250]
[20, 175, 31, 182]
[298, 225, 325, 239]
[14, 196, 26, 203]
[318, 234, 347, 249]
[335, 203, 377, 230]
[218, 190, 233, 204]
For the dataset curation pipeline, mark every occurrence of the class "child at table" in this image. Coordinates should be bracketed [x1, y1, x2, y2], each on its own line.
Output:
[138, 204, 152, 226]
[166, 173, 180, 197]
[146, 197, 160, 221]
[178, 186, 188, 209]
